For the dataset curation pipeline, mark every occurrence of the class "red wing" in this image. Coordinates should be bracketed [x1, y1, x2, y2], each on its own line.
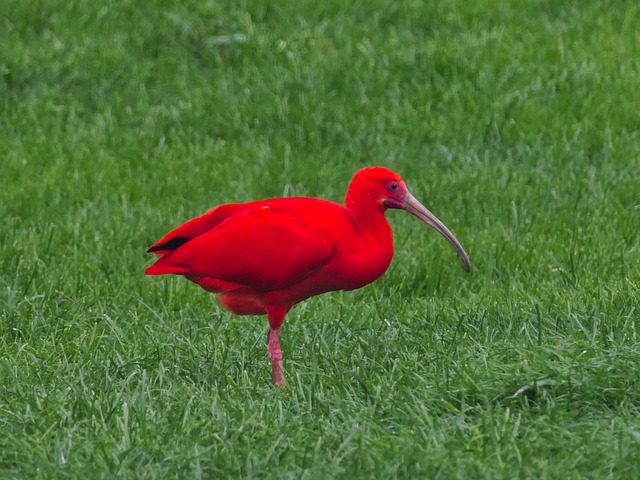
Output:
[145, 205, 336, 292]
[147, 202, 266, 255]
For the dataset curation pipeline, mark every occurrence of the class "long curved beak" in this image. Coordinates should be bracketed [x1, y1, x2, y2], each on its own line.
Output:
[403, 192, 471, 272]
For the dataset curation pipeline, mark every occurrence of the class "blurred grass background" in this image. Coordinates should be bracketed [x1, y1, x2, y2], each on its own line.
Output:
[1, 0, 639, 478]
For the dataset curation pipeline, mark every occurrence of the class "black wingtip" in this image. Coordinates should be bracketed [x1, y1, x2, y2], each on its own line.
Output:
[147, 237, 190, 253]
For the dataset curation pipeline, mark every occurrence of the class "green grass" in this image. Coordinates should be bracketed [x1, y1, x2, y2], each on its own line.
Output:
[1, 0, 639, 478]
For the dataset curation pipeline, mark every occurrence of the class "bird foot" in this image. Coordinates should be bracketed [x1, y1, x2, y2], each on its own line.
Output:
[271, 360, 285, 387]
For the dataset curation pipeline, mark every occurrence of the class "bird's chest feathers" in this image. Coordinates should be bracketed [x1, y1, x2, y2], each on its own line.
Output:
[332, 221, 394, 291]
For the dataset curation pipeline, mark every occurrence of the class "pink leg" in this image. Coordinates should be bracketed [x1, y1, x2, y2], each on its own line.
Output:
[268, 327, 284, 386]
[266, 305, 288, 386]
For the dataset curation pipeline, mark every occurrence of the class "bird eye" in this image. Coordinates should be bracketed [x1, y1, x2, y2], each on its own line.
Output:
[389, 183, 398, 191]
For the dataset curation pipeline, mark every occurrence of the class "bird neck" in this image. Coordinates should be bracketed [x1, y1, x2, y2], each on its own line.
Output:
[344, 190, 392, 238]
[342, 191, 395, 289]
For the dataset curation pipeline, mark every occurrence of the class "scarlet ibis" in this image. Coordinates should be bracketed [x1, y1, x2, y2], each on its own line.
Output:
[145, 167, 470, 385]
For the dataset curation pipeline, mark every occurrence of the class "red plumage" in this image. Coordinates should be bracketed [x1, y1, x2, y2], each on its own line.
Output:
[145, 167, 470, 385]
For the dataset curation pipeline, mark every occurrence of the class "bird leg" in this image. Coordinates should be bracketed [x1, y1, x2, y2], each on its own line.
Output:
[267, 327, 284, 386]
[266, 305, 288, 386]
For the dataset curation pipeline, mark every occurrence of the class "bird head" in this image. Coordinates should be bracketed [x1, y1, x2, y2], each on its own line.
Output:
[347, 167, 471, 272]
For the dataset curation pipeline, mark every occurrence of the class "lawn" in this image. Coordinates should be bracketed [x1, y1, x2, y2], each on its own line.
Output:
[1, 0, 639, 478]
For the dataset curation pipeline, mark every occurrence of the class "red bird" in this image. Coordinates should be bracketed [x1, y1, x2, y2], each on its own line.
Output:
[145, 167, 470, 385]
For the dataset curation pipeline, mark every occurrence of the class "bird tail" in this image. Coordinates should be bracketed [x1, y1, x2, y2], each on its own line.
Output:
[144, 264, 190, 275]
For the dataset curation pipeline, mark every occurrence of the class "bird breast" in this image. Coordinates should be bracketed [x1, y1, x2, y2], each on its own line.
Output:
[332, 238, 394, 291]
